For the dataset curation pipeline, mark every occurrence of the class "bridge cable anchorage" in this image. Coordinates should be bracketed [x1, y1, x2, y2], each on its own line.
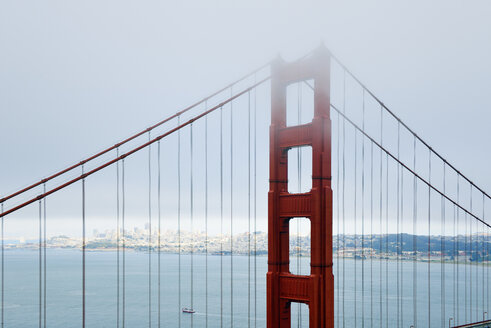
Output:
[116, 148, 120, 328]
[220, 105, 224, 328]
[177, 115, 181, 328]
[0, 63, 271, 207]
[122, 158, 126, 328]
[82, 165, 86, 328]
[157, 140, 161, 328]
[204, 101, 208, 328]
[148, 131, 152, 328]
[327, 49, 491, 203]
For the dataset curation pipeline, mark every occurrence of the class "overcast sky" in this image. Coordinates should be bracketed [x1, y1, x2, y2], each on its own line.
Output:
[1, 0, 490, 237]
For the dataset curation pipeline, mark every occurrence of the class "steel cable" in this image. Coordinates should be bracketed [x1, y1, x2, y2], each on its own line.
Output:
[342, 70, 346, 328]
[39, 199, 42, 328]
[116, 150, 120, 328]
[441, 164, 446, 327]
[148, 133, 152, 328]
[205, 103, 209, 328]
[178, 116, 182, 328]
[379, 106, 383, 328]
[230, 88, 234, 328]
[122, 159, 126, 328]
[82, 166, 86, 328]
[43, 184, 46, 328]
[220, 106, 224, 328]
[157, 141, 161, 328]
[354, 128, 358, 327]
[190, 124, 194, 328]
[362, 90, 366, 328]
[412, 137, 417, 327]
[247, 91, 251, 328]
[427, 152, 431, 328]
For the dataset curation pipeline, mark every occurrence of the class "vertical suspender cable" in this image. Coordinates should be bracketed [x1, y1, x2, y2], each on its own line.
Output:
[122, 159, 126, 328]
[354, 124, 358, 328]
[157, 141, 161, 328]
[361, 90, 365, 328]
[220, 106, 224, 328]
[470, 185, 473, 321]
[396, 122, 400, 328]
[342, 71, 346, 328]
[230, 88, 234, 328]
[39, 199, 42, 328]
[178, 115, 182, 328]
[116, 150, 120, 328]
[465, 193, 468, 323]
[43, 184, 46, 328]
[370, 141, 374, 327]
[400, 126, 404, 327]
[379, 106, 383, 328]
[441, 164, 446, 327]
[253, 80, 257, 328]
[190, 124, 194, 328]
[82, 166, 86, 328]
[205, 103, 209, 328]
[412, 137, 417, 327]
[0, 202, 3, 328]
[427, 152, 431, 328]
[453, 194, 456, 325]
[385, 154, 389, 328]
[297, 82, 302, 328]
[485, 194, 488, 318]
[247, 91, 251, 328]
[457, 175, 460, 325]
[336, 99, 341, 328]
[148, 133, 152, 328]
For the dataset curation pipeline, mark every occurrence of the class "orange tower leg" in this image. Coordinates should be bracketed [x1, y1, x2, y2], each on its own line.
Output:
[267, 46, 334, 328]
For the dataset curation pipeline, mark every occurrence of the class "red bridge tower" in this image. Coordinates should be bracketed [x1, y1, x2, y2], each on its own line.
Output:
[267, 47, 334, 327]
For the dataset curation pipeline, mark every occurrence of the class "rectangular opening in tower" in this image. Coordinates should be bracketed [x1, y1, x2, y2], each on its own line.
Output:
[290, 301, 309, 327]
[287, 146, 312, 194]
[289, 217, 311, 276]
[286, 80, 314, 127]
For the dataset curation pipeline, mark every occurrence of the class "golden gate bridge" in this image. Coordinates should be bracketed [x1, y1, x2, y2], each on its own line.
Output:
[0, 45, 489, 327]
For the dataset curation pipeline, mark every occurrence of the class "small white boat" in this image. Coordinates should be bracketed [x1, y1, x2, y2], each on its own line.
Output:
[182, 307, 195, 314]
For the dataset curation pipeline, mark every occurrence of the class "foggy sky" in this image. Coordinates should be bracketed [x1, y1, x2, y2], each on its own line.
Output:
[1, 0, 490, 237]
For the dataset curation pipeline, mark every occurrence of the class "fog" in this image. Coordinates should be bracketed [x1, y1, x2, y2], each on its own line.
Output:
[1, 0, 490, 237]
